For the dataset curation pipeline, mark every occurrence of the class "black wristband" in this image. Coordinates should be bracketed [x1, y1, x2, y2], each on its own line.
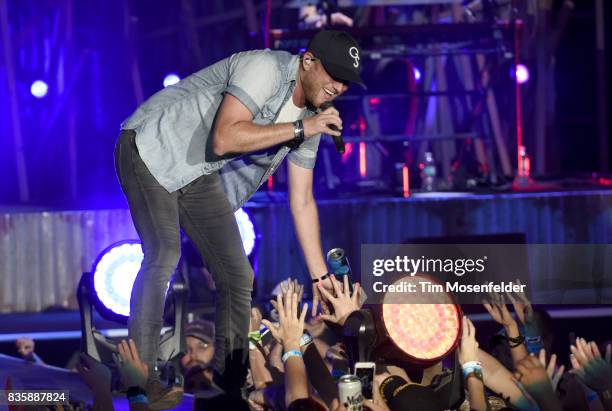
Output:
[311, 272, 331, 283]
[289, 120, 305, 148]
[126, 386, 147, 399]
[506, 334, 525, 348]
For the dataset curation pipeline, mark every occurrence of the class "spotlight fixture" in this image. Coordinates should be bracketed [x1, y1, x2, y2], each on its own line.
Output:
[91, 240, 143, 321]
[344, 275, 461, 368]
[379, 275, 461, 365]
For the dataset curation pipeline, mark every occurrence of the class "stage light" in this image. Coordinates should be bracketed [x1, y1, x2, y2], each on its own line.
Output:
[413, 67, 422, 82]
[402, 165, 410, 198]
[163, 73, 181, 88]
[234, 208, 256, 256]
[90, 209, 255, 319]
[380, 275, 461, 364]
[91, 240, 143, 319]
[515, 64, 529, 84]
[359, 141, 367, 177]
[30, 80, 48, 98]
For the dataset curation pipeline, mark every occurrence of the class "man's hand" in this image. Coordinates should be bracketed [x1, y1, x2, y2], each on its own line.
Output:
[112, 339, 149, 389]
[570, 337, 612, 392]
[316, 275, 362, 326]
[262, 291, 308, 350]
[458, 316, 479, 365]
[303, 106, 342, 138]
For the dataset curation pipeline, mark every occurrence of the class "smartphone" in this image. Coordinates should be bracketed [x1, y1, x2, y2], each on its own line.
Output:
[354, 362, 376, 400]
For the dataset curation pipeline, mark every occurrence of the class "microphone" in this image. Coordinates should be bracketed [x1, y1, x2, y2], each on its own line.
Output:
[319, 101, 345, 154]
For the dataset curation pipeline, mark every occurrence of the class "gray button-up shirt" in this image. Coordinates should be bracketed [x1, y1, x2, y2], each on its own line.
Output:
[121, 50, 320, 211]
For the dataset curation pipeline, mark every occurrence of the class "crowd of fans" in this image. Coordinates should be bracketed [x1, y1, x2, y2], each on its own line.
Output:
[6, 275, 612, 411]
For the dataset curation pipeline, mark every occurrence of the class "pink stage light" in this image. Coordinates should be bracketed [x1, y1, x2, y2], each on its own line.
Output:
[402, 165, 410, 198]
[515, 64, 530, 84]
[359, 141, 367, 177]
[381, 275, 461, 363]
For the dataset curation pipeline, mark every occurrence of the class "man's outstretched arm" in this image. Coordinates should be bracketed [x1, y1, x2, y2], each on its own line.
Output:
[287, 159, 328, 280]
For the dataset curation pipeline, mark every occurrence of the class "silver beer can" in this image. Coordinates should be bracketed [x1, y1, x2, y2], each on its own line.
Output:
[338, 374, 363, 411]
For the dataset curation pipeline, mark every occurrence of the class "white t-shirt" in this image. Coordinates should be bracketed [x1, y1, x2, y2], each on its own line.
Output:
[274, 97, 306, 124]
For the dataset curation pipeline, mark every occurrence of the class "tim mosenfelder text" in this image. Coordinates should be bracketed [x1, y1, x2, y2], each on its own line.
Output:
[372, 281, 526, 294]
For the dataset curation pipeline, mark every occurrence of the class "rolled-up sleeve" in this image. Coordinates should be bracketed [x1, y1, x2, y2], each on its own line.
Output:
[288, 134, 321, 169]
[223, 52, 280, 117]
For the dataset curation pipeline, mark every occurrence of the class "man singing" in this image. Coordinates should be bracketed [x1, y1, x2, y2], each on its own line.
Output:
[114, 30, 364, 409]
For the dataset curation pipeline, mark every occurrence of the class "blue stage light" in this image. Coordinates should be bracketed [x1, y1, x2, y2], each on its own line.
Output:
[413, 67, 422, 82]
[235, 208, 256, 256]
[30, 80, 48, 98]
[163, 73, 181, 88]
[92, 240, 143, 318]
[91, 209, 256, 318]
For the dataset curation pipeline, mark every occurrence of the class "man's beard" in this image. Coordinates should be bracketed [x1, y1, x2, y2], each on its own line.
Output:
[183, 359, 208, 371]
[303, 79, 320, 111]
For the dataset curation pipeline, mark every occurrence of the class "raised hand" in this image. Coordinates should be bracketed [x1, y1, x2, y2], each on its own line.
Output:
[316, 275, 362, 326]
[311, 274, 344, 318]
[482, 292, 516, 328]
[262, 291, 308, 350]
[536, 349, 565, 391]
[112, 339, 149, 389]
[570, 337, 612, 392]
[505, 279, 533, 326]
[458, 316, 479, 365]
[513, 355, 560, 409]
[280, 278, 304, 303]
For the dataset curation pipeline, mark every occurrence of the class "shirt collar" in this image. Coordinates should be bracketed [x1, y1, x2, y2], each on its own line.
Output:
[285, 55, 300, 84]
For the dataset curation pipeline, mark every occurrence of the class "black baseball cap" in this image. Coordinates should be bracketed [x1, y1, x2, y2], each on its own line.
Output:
[307, 30, 366, 89]
[185, 320, 215, 345]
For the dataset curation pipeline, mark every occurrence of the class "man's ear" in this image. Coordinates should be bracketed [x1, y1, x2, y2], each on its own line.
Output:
[302, 52, 315, 71]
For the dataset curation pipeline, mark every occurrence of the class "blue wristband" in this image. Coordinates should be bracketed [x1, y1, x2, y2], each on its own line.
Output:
[525, 335, 545, 354]
[282, 349, 302, 363]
